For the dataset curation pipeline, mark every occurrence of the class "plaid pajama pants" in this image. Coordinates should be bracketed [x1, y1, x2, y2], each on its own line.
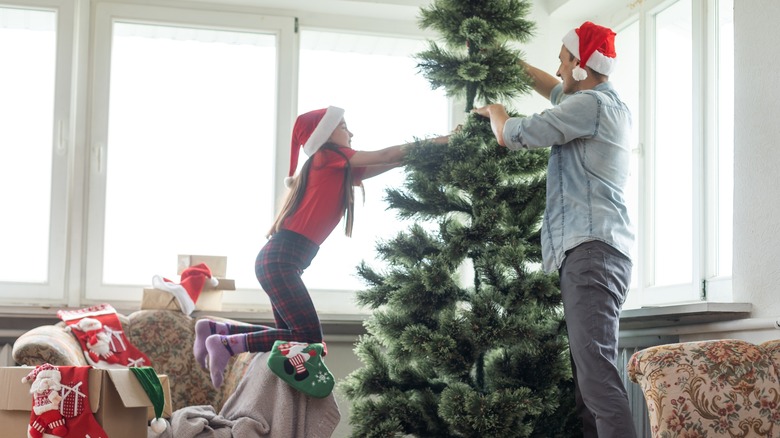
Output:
[232, 230, 323, 353]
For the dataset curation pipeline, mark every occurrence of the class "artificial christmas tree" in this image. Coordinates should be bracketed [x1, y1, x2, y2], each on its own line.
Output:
[341, 0, 581, 436]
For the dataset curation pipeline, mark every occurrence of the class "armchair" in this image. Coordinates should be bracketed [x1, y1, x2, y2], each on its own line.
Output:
[628, 338, 780, 437]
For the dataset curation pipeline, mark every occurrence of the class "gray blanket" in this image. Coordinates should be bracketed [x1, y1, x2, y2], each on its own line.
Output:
[148, 352, 340, 438]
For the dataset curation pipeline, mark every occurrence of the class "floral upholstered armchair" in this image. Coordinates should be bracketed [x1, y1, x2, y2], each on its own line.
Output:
[12, 309, 255, 413]
[628, 338, 780, 437]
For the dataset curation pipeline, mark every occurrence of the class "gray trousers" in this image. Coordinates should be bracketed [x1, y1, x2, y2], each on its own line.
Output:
[559, 240, 637, 438]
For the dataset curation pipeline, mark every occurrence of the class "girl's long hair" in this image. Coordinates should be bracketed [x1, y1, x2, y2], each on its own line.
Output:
[267, 143, 364, 238]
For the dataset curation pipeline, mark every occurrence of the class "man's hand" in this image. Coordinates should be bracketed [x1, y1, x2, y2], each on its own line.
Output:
[472, 104, 509, 147]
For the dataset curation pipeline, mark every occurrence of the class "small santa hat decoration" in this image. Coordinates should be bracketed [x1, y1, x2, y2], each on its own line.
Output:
[22, 363, 61, 385]
[285, 106, 345, 188]
[152, 263, 219, 316]
[562, 21, 617, 81]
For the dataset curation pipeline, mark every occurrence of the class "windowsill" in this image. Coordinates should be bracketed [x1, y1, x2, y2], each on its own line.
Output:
[0, 305, 370, 342]
[193, 309, 367, 337]
[619, 302, 753, 330]
[0, 302, 757, 343]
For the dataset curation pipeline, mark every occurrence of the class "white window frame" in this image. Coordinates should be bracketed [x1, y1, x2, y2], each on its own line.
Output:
[609, 0, 733, 308]
[0, 0, 74, 303]
[85, 2, 296, 303]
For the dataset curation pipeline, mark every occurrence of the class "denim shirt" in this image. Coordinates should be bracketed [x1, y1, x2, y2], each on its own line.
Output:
[502, 82, 634, 273]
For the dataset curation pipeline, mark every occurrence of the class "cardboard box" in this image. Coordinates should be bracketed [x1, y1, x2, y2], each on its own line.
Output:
[0, 367, 171, 438]
[141, 283, 234, 312]
[177, 254, 227, 277]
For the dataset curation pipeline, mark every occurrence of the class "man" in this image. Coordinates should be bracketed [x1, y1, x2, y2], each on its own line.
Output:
[474, 22, 636, 438]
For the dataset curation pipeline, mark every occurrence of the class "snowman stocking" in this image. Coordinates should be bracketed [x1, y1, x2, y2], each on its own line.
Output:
[266, 340, 334, 398]
[57, 304, 152, 368]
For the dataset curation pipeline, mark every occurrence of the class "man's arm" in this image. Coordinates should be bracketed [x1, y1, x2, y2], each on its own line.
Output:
[521, 61, 559, 101]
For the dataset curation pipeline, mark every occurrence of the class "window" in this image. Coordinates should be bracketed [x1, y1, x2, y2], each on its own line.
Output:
[653, 0, 694, 290]
[297, 29, 450, 310]
[0, 1, 72, 301]
[613, 0, 734, 308]
[0, 0, 451, 310]
[716, 0, 734, 279]
[0, 6, 55, 283]
[609, 20, 641, 307]
[82, 4, 451, 311]
[86, 3, 295, 303]
[0, 0, 733, 314]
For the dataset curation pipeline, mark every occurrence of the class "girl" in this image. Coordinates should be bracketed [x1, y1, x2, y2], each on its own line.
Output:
[194, 106, 447, 390]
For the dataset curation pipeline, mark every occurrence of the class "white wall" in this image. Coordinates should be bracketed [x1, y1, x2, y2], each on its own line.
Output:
[732, 0, 780, 322]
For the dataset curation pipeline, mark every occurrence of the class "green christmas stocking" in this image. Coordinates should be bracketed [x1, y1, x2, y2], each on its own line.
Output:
[267, 340, 334, 398]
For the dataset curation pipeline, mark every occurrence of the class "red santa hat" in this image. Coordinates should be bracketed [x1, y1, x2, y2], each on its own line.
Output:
[152, 263, 219, 316]
[562, 21, 617, 81]
[22, 363, 61, 384]
[285, 106, 345, 188]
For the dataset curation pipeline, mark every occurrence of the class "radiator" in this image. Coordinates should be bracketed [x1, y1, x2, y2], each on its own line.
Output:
[0, 343, 13, 367]
[619, 345, 652, 438]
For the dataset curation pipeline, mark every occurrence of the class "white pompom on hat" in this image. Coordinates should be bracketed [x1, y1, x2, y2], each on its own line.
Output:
[285, 106, 345, 187]
[562, 21, 617, 81]
[152, 263, 219, 316]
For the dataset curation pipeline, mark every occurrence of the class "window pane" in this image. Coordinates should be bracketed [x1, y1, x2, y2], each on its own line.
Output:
[298, 30, 449, 291]
[654, 1, 693, 286]
[612, 20, 640, 303]
[103, 22, 277, 287]
[718, 0, 734, 276]
[0, 7, 55, 282]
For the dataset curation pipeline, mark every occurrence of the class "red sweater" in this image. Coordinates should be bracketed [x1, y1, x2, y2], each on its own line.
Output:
[282, 146, 366, 245]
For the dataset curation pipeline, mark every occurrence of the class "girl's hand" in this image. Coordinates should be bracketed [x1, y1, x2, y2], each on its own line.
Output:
[430, 134, 450, 144]
[428, 124, 463, 145]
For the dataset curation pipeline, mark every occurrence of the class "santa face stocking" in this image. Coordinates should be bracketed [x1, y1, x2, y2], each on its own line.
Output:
[57, 304, 152, 368]
[23, 364, 108, 438]
[267, 340, 334, 398]
[23, 363, 68, 438]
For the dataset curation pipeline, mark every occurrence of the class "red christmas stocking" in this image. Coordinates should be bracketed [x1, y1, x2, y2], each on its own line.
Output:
[23, 364, 108, 438]
[57, 304, 152, 368]
[23, 364, 68, 438]
[57, 366, 108, 438]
